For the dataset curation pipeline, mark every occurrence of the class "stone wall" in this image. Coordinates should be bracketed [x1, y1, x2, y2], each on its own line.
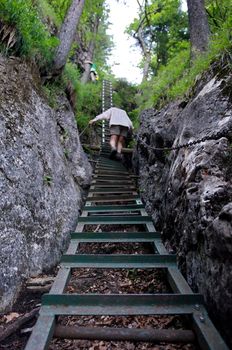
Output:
[0, 55, 92, 310]
[136, 63, 232, 345]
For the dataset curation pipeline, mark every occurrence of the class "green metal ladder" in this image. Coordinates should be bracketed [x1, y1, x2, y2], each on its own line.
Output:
[25, 82, 229, 349]
[25, 150, 229, 350]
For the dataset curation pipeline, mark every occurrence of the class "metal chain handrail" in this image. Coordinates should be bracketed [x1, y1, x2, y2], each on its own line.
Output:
[79, 124, 90, 138]
[134, 120, 232, 152]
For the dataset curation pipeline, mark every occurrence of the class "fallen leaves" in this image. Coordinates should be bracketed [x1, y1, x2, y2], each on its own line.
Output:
[66, 268, 170, 295]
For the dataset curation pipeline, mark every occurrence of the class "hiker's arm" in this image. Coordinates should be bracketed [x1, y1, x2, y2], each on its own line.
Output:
[89, 109, 111, 125]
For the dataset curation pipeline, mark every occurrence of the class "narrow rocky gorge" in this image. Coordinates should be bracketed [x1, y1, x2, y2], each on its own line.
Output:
[1, 53, 231, 348]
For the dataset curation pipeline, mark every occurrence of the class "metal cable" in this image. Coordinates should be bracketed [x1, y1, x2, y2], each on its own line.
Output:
[134, 120, 232, 152]
[79, 124, 90, 138]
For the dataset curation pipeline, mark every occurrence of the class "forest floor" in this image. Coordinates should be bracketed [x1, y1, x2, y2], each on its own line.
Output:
[0, 224, 199, 350]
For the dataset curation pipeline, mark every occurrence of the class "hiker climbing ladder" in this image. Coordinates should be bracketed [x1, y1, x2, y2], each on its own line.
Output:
[25, 81, 229, 350]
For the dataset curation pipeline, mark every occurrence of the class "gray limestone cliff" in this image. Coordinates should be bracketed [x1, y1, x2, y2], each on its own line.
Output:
[0, 55, 92, 310]
[136, 61, 232, 345]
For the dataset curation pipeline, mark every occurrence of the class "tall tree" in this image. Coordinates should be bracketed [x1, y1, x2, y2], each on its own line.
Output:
[80, 14, 100, 84]
[127, 0, 188, 80]
[69, 0, 112, 83]
[137, 27, 152, 82]
[52, 0, 85, 74]
[186, 0, 210, 58]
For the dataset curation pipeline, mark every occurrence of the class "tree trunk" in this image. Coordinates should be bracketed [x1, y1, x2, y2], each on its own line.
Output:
[81, 60, 92, 84]
[53, 0, 85, 74]
[142, 51, 151, 82]
[81, 16, 100, 84]
[186, 0, 210, 59]
[137, 28, 151, 82]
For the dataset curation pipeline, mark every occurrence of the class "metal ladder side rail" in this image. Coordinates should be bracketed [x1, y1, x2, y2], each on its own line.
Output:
[101, 80, 112, 145]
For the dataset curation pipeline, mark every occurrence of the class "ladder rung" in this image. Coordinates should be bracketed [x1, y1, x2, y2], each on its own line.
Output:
[78, 215, 152, 224]
[86, 196, 140, 203]
[54, 325, 195, 343]
[61, 254, 176, 268]
[89, 189, 136, 194]
[83, 204, 144, 212]
[96, 166, 125, 171]
[41, 294, 204, 316]
[93, 176, 133, 180]
[70, 231, 161, 241]
[91, 184, 135, 188]
[95, 170, 128, 174]
[91, 180, 135, 185]
[94, 172, 131, 175]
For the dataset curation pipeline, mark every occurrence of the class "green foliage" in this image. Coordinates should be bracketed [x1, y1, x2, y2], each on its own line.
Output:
[75, 82, 102, 131]
[150, 0, 189, 67]
[138, 47, 190, 109]
[113, 79, 139, 128]
[113, 79, 138, 111]
[129, 108, 140, 130]
[47, 0, 71, 22]
[43, 60, 101, 135]
[206, 0, 232, 32]
[168, 0, 232, 99]
[69, 0, 112, 77]
[36, 0, 61, 27]
[42, 82, 63, 108]
[63, 148, 70, 159]
[63, 61, 102, 132]
[93, 20, 113, 74]
[127, 0, 188, 76]
[0, 0, 58, 65]
[63, 61, 81, 92]
[60, 129, 69, 143]
[138, 17, 232, 111]
[43, 175, 52, 185]
[82, 144, 93, 155]
[58, 74, 140, 136]
[134, 0, 232, 110]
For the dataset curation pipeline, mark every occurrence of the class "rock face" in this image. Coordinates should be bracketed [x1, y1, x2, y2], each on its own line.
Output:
[136, 63, 232, 345]
[0, 55, 92, 310]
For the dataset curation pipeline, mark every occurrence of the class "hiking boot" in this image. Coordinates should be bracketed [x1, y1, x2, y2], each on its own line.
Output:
[115, 152, 123, 161]
[109, 148, 117, 159]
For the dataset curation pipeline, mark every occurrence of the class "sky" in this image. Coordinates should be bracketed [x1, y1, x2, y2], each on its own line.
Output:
[105, 0, 142, 84]
[105, 0, 187, 85]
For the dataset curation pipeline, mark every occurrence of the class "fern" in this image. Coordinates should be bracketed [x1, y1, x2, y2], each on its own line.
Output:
[0, 0, 58, 66]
